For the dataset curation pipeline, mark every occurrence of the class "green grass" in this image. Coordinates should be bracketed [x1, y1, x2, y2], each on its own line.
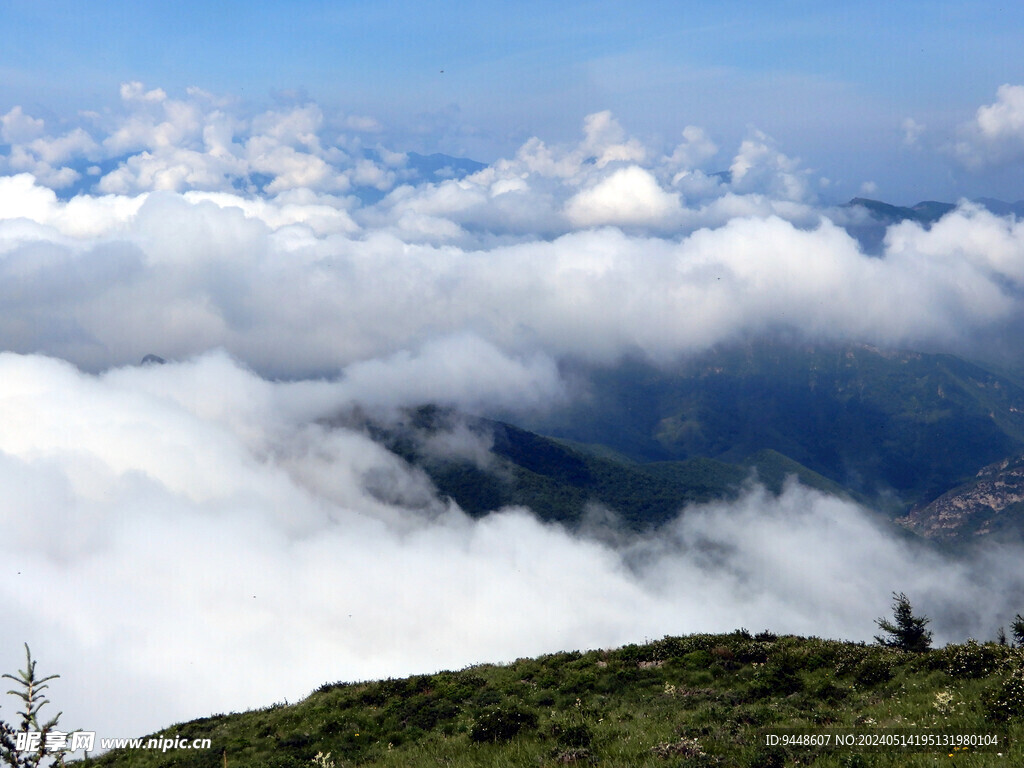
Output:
[79, 634, 1024, 767]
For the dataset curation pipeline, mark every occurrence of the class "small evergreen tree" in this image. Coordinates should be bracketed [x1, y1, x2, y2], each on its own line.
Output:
[0, 645, 66, 768]
[874, 592, 932, 653]
[1011, 614, 1024, 648]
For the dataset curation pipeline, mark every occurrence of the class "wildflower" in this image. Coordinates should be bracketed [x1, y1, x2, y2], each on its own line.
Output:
[933, 690, 955, 715]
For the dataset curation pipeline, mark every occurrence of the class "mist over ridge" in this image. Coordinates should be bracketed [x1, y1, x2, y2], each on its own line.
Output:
[5, 83, 1024, 741]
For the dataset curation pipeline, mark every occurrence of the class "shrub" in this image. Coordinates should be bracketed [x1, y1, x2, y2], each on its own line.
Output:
[853, 654, 894, 687]
[469, 705, 538, 743]
[552, 722, 593, 749]
[808, 677, 849, 704]
[746, 743, 788, 768]
[649, 636, 699, 659]
[982, 667, 1024, 722]
[749, 652, 804, 698]
[731, 641, 772, 665]
[832, 644, 871, 677]
[710, 646, 735, 664]
[942, 639, 1003, 679]
[557, 670, 597, 696]
[682, 651, 713, 670]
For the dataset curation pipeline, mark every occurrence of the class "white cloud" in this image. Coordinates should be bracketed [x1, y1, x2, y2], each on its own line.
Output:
[97, 148, 240, 194]
[665, 125, 718, 171]
[0, 87, 829, 238]
[1, 120, 98, 190]
[28, 128, 99, 166]
[351, 158, 395, 190]
[120, 81, 168, 103]
[954, 84, 1024, 167]
[0, 170, 1020, 374]
[344, 114, 383, 133]
[1, 106, 45, 144]
[902, 117, 925, 146]
[730, 129, 812, 202]
[251, 104, 324, 149]
[336, 333, 565, 413]
[0, 173, 64, 224]
[183, 189, 359, 236]
[884, 202, 1024, 286]
[103, 94, 202, 155]
[565, 165, 682, 228]
[0, 85, 352, 195]
[976, 84, 1024, 141]
[510, 111, 646, 182]
[580, 110, 647, 168]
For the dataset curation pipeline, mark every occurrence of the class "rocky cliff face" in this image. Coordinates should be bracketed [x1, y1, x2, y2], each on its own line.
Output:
[898, 454, 1024, 540]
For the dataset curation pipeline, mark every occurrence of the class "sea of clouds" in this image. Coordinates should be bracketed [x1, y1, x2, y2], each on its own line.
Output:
[3, 83, 1024, 740]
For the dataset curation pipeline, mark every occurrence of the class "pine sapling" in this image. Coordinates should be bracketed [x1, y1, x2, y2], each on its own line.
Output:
[1011, 614, 1024, 648]
[0, 645, 65, 768]
[874, 592, 933, 653]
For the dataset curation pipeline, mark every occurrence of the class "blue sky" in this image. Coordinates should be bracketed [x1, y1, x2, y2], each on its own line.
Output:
[3, 0, 1024, 201]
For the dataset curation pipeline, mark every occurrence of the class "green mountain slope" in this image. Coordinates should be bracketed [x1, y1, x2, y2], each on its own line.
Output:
[521, 342, 1024, 514]
[362, 406, 847, 530]
[82, 633, 1024, 768]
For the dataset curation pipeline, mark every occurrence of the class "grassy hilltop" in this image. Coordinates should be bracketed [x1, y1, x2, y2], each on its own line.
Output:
[82, 632, 1024, 768]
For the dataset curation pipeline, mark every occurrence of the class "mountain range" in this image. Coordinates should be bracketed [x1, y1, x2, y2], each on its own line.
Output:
[351, 341, 1024, 543]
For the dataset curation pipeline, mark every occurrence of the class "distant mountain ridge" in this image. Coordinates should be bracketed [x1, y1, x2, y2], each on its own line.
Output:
[846, 197, 956, 224]
[900, 452, 1024, 541]
[336, 342, 1024, 542]
[840, 196, 1024, 252]
[845, 196, 1024, 223]
[515, 342, 1024, 521]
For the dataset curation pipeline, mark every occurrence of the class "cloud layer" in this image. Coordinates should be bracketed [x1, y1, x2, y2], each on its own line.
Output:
[1, 170, 1024, 378]
[2, 86, 1024, 380]
[1, 353, 1021, 743]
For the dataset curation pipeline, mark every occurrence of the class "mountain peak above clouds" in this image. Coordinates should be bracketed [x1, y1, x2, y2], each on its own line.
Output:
[839, 196, 1021, 252]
